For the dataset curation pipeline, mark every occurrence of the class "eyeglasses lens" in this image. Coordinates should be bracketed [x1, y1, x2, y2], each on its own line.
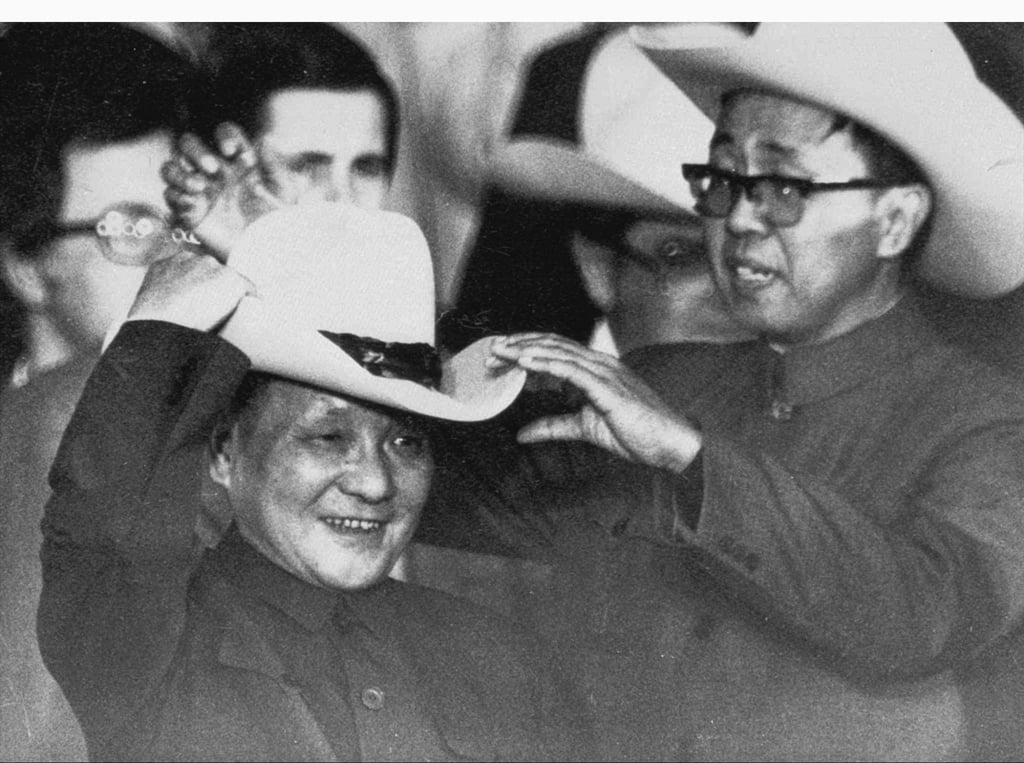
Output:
[94, 208, 170, 266]
[686, 167, 804, 228]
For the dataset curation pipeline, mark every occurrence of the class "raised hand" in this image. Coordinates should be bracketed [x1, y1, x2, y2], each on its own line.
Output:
[126, 249, 256, 332]
[161, 123, 284, 260]
[488, 333, 703, 474]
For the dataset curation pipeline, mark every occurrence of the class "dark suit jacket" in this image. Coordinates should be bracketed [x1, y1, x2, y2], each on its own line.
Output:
[37, 321, 587, 762]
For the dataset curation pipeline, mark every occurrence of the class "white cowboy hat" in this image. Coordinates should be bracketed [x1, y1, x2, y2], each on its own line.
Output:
[633, 22, 1024, 299]
[218, 202, 525, 422]
[487, 28, 715, 216]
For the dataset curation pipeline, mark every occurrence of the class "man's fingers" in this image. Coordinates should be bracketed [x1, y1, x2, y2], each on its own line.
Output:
[164, 187, 200, 214]
[178, 132, 221, 176]
[495, 333, 621, 372]
[161, 160, 208, 194]
[214, 122, 258, 169]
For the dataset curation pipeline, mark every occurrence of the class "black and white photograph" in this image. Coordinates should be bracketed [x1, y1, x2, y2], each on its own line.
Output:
[1, 13, 1023, 762]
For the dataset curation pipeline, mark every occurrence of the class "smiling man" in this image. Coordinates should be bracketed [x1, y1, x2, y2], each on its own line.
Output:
[487, 23, 1024, 761]
[36, 203, 585, 761]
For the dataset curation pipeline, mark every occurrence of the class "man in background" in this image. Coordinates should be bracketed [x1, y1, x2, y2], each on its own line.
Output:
[0, 23, 197, 760]
[162, 22, 398, 256]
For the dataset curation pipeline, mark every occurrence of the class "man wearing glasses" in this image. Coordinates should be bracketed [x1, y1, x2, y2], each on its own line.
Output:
[490, 23, 1024, 761]
[0, 24, 196, 760]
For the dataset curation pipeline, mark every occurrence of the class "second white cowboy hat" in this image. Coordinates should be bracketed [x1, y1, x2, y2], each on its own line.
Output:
[218, 202, 525, 422]
[486, 28, 714, 216]
[633, 22, 1024, 299]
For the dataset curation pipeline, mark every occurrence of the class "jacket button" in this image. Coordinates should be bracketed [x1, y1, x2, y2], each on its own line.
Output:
[361, 686, 386, 710]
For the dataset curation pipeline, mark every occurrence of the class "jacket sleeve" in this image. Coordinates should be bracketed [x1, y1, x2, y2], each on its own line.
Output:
[645, 420, 1024, 681]
[37, 320, 250, 747]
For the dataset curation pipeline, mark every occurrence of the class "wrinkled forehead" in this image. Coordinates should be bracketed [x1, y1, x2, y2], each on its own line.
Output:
[716, 89, 847, 143]
[239, 374, 427, 435]
[711, 89, 867, 174]
[712, 89, 847, 144]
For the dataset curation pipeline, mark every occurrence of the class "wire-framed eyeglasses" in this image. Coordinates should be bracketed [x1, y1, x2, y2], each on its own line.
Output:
[682, 163, 901, 228]
[16, 204, 198, 266]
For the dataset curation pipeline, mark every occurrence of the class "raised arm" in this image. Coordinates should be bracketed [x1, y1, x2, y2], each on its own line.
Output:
[38, 250, 254, 745]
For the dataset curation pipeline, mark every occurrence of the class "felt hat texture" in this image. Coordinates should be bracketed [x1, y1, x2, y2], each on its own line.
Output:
[219, 203, 525, 421]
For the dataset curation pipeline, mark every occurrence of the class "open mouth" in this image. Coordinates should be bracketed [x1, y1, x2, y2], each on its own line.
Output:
[725, 254, 778, 289]
[733, 264, 776, 286]
[321, 517, 385, 533]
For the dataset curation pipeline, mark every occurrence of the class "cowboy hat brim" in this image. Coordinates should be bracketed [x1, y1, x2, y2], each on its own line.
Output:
[634, 23, 1024, 299]
[219, 297, 526, 423]
[488, 138, 684, 218]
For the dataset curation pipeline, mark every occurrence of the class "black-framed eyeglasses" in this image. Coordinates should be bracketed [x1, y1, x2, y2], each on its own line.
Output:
[15, 203, 198, 266]
[682, 163, 900, 228]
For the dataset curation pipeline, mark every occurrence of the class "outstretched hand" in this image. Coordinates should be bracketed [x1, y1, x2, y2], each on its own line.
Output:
[488, 333, 703, 474]
[161, 123, 284, 261]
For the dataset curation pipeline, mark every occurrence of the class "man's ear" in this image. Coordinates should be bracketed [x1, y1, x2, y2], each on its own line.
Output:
[570, 231, 618, 313]
[0, 238, 47, 308]
[208, 416, 238, 490]
[875, 183, 933, 260]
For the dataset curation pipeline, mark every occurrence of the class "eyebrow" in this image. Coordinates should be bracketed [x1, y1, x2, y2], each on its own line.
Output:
[286, 150, 332, 162]
[710, 131, 800, 162]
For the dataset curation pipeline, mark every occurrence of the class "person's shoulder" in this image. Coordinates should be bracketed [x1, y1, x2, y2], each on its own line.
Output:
[907, 333, 1024, 436]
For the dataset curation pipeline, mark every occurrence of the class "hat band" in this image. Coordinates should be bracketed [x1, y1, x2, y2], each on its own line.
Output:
[320, 331, 442, 390]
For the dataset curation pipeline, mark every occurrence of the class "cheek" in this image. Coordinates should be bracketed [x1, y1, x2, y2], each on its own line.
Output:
[42, 248, 146, 335]
[394, 462, 432, 522]
[349, 176, 388, 211]
[784, 219, 880, 292]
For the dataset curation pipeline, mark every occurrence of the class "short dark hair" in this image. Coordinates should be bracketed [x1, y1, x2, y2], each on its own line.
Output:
[199, 23, 400, 171]
[0, 23, 198, 246]
[828, 114, 933, 275]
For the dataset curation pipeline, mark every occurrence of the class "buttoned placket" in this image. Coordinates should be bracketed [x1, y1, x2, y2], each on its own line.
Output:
[765, 348, 795, 422]
[329, 601, 456, 760]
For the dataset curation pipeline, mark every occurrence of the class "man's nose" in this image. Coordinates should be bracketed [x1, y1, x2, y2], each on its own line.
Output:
[335, 445, 395, 504]
[314, 163, 357, 205]
[725, 186, 771, 237]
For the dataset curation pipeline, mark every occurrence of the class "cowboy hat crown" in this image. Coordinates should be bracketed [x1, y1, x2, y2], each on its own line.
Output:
[220, 202, 525, 421]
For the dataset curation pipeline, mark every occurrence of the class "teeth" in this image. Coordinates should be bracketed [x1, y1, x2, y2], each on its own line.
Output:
[734, 265, 774, 284]
[322, 517, 383, 531]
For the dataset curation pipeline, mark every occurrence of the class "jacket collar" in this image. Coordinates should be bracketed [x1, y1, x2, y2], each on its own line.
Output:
[209, 525, 340, 634]
[763, 294, 939, 409]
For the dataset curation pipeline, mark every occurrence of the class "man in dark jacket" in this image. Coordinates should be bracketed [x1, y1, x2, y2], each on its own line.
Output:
[487, 22, 1024, 761]
[37, 203, 587, 761]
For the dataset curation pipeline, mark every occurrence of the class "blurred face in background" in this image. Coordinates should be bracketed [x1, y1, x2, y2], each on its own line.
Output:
[572, 213, 751, 355]
[256, 88, 391, 210]
[21, 131, 173, 355]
